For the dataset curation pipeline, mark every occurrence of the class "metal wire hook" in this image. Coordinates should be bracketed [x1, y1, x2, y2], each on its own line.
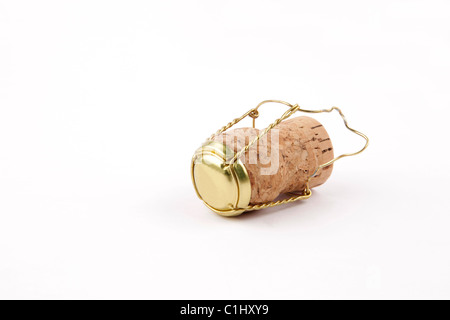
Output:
[205, 100, 369, 212]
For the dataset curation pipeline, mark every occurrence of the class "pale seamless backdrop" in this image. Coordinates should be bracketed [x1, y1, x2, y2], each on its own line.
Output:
[0, 0, 449, 299]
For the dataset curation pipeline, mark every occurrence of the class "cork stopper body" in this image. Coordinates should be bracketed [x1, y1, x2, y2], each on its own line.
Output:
[213, 116, 334, 204]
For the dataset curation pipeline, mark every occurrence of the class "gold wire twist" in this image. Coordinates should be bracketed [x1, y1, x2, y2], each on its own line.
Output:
[206, 100, 369, 212]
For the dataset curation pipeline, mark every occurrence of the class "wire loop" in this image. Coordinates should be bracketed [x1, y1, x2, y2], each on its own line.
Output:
[206, 100, 369, 212]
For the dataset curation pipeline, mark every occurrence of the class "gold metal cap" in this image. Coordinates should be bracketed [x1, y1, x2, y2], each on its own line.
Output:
[191, 141, 251, 216]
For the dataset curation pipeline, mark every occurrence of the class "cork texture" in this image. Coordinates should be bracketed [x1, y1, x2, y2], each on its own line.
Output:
[213, 116, 334, 204]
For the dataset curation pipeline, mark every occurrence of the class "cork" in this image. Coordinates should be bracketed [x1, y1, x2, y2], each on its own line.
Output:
[213, 116, 334, 204]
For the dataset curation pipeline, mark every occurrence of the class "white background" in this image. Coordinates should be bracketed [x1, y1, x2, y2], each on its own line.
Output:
[1, 0, 449, 300]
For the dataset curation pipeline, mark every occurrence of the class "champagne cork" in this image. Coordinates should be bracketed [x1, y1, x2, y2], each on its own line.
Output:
[212, 116, 334, 204]
[192, 100, 369, 217]
[191, 115, 335, 216]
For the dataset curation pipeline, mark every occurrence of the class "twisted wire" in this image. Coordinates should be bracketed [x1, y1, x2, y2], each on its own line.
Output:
[204, 100, 369, 214]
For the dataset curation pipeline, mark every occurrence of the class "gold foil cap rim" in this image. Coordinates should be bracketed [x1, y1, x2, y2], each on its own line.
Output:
[191, 141, 251, 216]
